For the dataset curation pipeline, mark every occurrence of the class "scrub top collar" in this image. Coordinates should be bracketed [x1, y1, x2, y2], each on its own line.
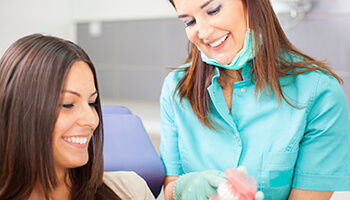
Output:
[210, 61, 254, 85]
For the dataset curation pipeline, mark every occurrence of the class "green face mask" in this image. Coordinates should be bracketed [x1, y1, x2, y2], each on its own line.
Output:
[200, 28, 254, 70]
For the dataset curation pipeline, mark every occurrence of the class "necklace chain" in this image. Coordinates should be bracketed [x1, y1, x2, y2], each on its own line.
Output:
[220, 69, 242, 81]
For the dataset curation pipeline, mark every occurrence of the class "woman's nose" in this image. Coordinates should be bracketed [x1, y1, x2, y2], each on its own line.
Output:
[197, 20, 214, 40]
[77, 103, 99, 129]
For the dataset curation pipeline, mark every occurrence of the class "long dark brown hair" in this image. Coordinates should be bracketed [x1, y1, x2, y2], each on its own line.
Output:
[0, 34, 119, 200]
[169, 0, 342, 128]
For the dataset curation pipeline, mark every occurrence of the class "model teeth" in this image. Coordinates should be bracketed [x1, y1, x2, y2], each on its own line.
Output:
[217, 182, 238, 200]
[64, 137, 88, 144]
[209, 34, 228, 47]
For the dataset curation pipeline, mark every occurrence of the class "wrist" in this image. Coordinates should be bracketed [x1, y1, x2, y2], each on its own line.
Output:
[172, 179, 177, 200]
[173, 174, 187, 200]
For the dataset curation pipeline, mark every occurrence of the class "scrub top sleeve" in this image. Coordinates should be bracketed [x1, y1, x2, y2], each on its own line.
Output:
[292, 73, 350, 191]
[159, 76, 184, 176]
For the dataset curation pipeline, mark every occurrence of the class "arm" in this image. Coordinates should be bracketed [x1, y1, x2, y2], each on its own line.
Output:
[103, 171, 155, 200]
[160, 75, 181, 200]
[164, 176, 178, 200]
[288, 188, 333, 200]
[292, 74, 350, 193]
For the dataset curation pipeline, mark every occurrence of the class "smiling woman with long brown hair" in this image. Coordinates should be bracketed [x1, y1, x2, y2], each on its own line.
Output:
[160, 0, 350, 199]
[0, 34, 154, 200]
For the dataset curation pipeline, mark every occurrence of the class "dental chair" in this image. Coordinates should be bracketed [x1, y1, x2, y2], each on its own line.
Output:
[102, 105, 165, 198]
[102, 105, 132, 115]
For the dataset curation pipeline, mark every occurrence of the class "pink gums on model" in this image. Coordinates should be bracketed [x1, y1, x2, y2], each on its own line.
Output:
[209, 167, 264, 200]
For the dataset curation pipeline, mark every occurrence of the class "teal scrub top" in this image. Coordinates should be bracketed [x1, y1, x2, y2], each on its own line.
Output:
[159, 61, 350, 200]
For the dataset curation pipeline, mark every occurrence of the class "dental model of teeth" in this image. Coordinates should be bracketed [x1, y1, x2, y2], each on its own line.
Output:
[209, 166, 264, 200]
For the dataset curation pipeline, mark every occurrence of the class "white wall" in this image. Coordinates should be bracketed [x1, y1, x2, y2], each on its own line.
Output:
[0, 0, 75, 57]
[0, 0, 177, 57]
[71, 0, 177, 23]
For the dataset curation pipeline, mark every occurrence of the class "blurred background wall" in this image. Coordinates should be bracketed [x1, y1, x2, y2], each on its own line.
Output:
[0, 0, 75, 56]
[73, 0, 350, 113]
[1, 0, 349, 109]
[0, 0, 349, 199]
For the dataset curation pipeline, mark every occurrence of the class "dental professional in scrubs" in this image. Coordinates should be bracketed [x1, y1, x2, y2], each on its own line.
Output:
[159, 0, 350, 199]
[0, 34, 154, 200]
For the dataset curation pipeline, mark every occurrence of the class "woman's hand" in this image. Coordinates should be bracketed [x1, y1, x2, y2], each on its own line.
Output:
[288, 188, 333, 200]
[174, 170, 227, 200]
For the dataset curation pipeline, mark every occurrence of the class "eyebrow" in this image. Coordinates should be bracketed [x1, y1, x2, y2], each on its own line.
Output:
[200, 0, 214, 9]
[62, 90, 98, 98]
[178, 0, 215, 18]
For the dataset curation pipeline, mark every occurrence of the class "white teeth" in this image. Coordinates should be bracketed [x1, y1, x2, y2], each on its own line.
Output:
[64, 136, 88, 144]
[209, 34, 228, 47]
[217, 182, 236, 200]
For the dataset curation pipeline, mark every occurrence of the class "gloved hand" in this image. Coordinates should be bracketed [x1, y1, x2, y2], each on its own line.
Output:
[174, 170, 227, 200]
[209, 166, 264, 200]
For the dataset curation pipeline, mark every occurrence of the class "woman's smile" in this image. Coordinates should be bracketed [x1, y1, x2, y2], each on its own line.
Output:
[62, 136, 89, 145]
[208, 33, 229, 49]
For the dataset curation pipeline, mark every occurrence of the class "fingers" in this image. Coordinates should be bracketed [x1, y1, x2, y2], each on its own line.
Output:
[207, 174, 227, 188]
[206, 171, 226, 198]
[217, 170, 227, 179]
[237, 166, 247, 174]
[204, 179, 220, 198]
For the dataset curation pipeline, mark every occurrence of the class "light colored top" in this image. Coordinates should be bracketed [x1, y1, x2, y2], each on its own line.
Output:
[103, 171, 155, 200]
[159, 61, 350, 200]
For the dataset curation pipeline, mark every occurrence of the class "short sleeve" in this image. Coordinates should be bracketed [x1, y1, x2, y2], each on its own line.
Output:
[292, 73, 350, 191]
[159, 74, 184, 176]
[103, 171, 155, 200]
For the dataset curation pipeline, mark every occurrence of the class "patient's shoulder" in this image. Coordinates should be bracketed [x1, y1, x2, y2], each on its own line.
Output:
[103, 171, 155, 200]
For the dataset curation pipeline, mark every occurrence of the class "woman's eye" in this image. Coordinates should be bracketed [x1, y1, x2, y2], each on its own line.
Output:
[89, 102, 97, 108]
[208, 5, 221, 15]
[185, 19, 196, 27]
[62, 104, 74, 109]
